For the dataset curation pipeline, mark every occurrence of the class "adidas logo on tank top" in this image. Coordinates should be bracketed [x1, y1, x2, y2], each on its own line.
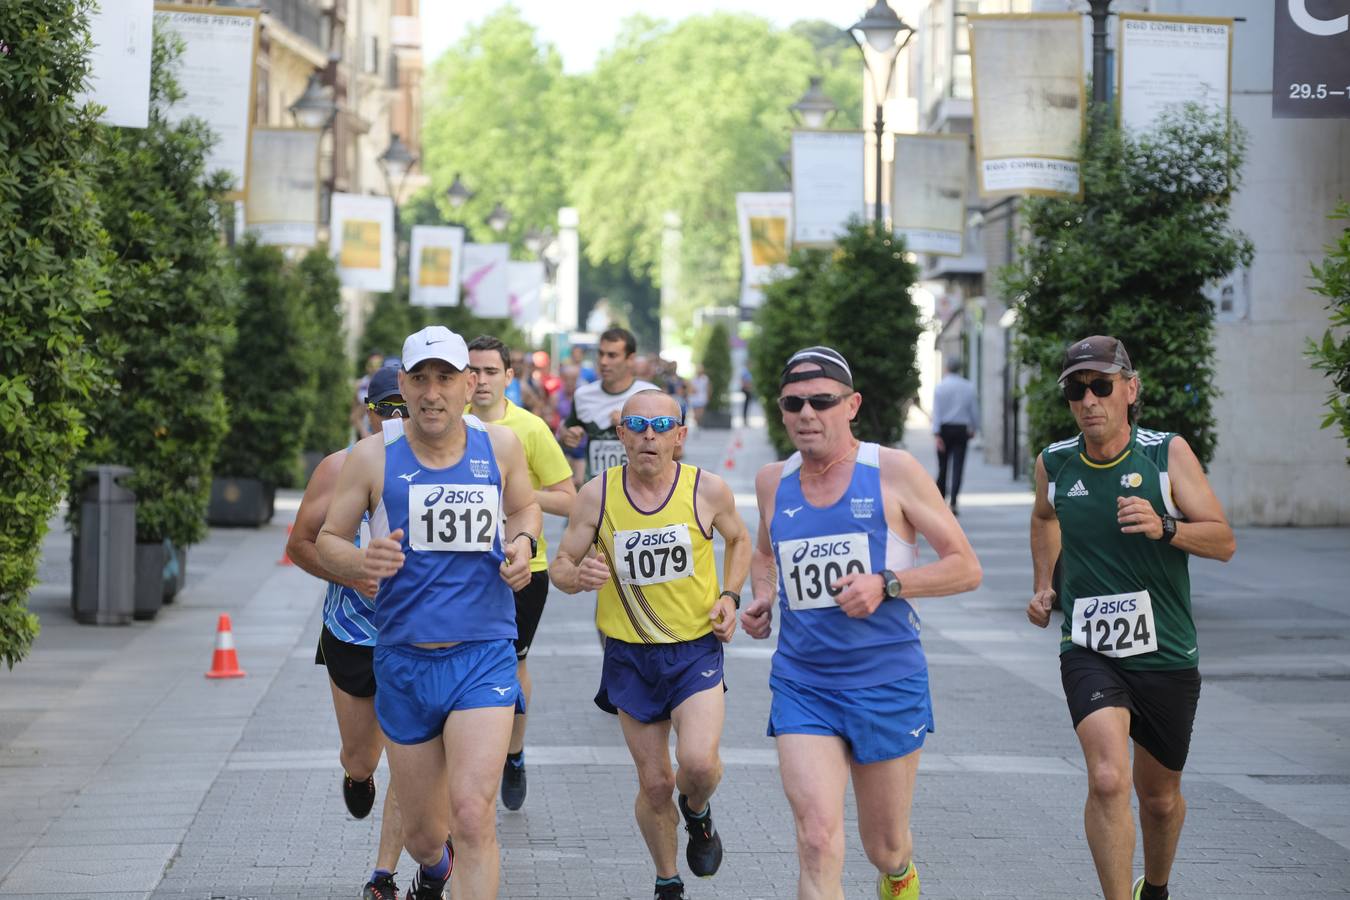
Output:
[1066, 479, 1089, 497]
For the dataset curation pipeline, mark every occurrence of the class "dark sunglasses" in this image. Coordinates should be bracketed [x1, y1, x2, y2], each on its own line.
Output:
[620, 414, 681, 434]
[777, 393, 851, 413]
[367, 400, 407, 418]
[1062, 378, 1115, 402]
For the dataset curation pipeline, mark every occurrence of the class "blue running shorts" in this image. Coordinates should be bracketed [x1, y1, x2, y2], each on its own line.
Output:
[595, 632, 725, 724]
[767, 669, 934, 765]
[374, 639, 522, 745]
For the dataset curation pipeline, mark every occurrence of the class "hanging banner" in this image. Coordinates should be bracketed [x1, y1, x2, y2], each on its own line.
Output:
[507, 261, 545, 330]
[329, 193, 395, 292]
[461, 244, 510, 319]
[244, 128, 320, 247]
[81, 0, 154, 128]
[409, 226, 465, 307]
[736, 192, 793, 310]
[891, 134, 969, 257]
[154, 4, 259, 200]
[969, 13, 1085, 199]
[1118, 14, 1232, 133]
[791, 131, 866, 247]
[1273, 2, 1350, 119]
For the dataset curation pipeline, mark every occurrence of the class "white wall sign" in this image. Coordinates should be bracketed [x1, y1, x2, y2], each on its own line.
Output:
[891, 134, 970, 257]
[969, 13, 1085, 199]
[1119, 14, 1232, 133]
[461, 244, 510, 319]
[409, 226, 465, 307]
[244, 128, 320, 247]
[736, 192, 793, 310]
[329, 192, 395, 292]
[81, 0, 154, 128]
[507, 261, 545, 329]
[791, 131, 866, 247]
[153, 4, 259, 200]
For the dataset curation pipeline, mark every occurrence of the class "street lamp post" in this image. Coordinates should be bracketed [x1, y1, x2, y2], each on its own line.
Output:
[1088, 0, 1113, 108]
[289, 72, 339, 230]
[377, 132, 417, 203]
[445, 173, 474, 209]
[789, 76, 839, 129]
[486, 202, 512, 234]
[847, 2, 915, 228]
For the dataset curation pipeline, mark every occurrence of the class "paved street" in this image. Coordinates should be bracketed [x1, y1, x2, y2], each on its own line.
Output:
[3, 418, 1349, 899]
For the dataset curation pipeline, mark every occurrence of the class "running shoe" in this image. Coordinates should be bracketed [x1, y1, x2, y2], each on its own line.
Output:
[654, 881, 689, 900]
[876, 861, 920, 899]
[501, 753, 527, 810]
[403, 838, 453, 900]
[678, 793, 723, 877]
[1131, 875, 1155, 900]
[343, 773, 376, 819]
[362, 871, 398, 900]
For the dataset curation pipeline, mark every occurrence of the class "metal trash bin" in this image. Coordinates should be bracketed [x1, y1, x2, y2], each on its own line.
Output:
[72, 465, 136, 625]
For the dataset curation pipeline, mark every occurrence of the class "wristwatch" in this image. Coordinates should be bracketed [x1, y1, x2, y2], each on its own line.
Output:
[1158, 515, 1177, 544]
[719, 590, 741, 609]
[513, 532, 539, 558]
[879, 569, 903, 600]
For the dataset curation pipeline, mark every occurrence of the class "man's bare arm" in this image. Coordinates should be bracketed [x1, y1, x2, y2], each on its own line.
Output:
[700, 472, 751, 595]
[741, 463, 782, 639]
[548, 476, 608, 594]
[1027, 454, 1060, 627]
[1160, 437, 1235, 561]
[288, 451, 377, 596]
[883, 449, 982, 598]
[318, 436, 398, 583]
[536, 477, 576, 518]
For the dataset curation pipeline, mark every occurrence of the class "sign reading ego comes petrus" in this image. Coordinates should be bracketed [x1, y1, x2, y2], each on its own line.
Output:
[1273, 1, 1350, 118]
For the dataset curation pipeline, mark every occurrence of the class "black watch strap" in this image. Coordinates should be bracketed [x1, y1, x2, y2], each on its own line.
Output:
[1159, 514, 1177, 544]
[513, 532, 539, 557]
[719, 590, 741, 609]
[880, 569, 903, 600]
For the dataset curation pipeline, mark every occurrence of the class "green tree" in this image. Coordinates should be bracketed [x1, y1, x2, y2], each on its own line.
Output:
[1306, 202, 1350, 461]
[751, 223, 922, 456]
[0, 1, 112, 666]
[1000, 105, 1252, 468]
[697, 321, 733, 415]
[216, 238, 311, 487]
[75, 29, 237, 548]
[297, 249, 349, 454]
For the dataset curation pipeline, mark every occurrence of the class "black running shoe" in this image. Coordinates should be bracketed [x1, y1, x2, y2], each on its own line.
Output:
[362, 871, 398, 900]
[678, 793, 723, 877]
[403, 868, 446, 900]
[343, 773, 376, 819]
[501, 754, 527, 810]
[654, 881, 689, 900]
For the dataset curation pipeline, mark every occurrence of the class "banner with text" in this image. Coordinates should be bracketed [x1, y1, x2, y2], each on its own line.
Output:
[791, 131, 866, 247]
[1273, 1, 1350, 119]
[969, 13, 1084, 199]
[81, 0, 154, 128]
[154, 4, 259, 199]
[244, 128, 319, 247]
[507, 261, 545, 330]
[1119, 14, 1231, 133]
[461, 244, 510, 319]
[329, 193, 395, 292]
[736, 192, 793, 310]
[891, 134, 970, 257]
[409, 226, 465, 307]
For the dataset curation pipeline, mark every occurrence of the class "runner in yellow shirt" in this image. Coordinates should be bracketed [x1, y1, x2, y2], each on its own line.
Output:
[466, 335, 577, 811]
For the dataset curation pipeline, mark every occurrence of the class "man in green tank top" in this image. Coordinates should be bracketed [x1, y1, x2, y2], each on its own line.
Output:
[1026, 335, 1236, 900]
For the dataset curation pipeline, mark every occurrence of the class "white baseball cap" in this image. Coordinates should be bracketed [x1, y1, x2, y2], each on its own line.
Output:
[402, 325, 469, 371]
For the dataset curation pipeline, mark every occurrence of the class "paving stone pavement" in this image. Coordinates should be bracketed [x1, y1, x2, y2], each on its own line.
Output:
[3, 414, 1348, 899]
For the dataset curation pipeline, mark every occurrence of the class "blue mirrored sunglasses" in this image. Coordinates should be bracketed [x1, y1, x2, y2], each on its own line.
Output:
[620, 414, 681, 434]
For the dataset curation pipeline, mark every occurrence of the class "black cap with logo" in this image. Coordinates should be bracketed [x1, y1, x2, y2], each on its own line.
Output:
[1058, 335, 1133, 384]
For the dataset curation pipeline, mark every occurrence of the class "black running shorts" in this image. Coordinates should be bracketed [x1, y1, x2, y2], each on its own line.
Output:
[315, 625, 377, 698]
[513, 571, 550, 660]
[1060, 646, 1201, 772]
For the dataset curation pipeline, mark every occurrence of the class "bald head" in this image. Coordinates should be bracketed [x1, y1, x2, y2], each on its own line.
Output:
[622, 388, 683, 421]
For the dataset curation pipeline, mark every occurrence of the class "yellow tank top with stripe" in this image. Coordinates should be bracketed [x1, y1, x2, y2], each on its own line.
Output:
[595, 463, 718, 644]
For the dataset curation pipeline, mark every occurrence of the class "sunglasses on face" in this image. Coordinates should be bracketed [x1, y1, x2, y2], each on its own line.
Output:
[777, 393, 851, 414]
[1062, 378, 1115, 402]
[367, 400, 407, 418]
[620, 414, 681, 434]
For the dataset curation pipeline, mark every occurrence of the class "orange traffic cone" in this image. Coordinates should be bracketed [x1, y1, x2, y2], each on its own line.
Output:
[205, 613, 246, 679]
[278, 524, 294, 566]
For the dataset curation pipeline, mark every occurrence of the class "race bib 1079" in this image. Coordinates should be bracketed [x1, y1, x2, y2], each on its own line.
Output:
[776, 532, 870, 611]
[408, 483, 499, 552]
[1070, 589, 1156, 659]
[613, 523, 694, 586]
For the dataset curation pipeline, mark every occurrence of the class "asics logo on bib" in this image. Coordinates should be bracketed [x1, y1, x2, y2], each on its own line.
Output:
[1082, 597, 1137, 618]
[626, 530, 678, 550]
[791, 540, 855, 563]
[422, 486, 487, 506]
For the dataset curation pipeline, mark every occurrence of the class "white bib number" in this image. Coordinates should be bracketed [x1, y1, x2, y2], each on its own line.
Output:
[1070, 590, 1156, 659]
[614, 524, 693, 586]
[777, 532, 870, 611]
[589, 439, 627, 473]
[408, 483, 499, 552]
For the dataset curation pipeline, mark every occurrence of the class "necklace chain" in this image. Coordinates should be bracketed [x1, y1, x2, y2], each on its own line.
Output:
[800, 439, 859, 479]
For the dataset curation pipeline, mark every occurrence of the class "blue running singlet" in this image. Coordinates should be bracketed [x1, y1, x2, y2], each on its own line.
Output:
[371, 416, 516, 646]
[769, 442, 923, 688]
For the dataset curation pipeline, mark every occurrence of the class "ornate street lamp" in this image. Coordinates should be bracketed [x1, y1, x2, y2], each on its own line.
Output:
[847, 2, 915, 226]
[445, 173, 474, 208]
[789, 76, 838, 129]
[288, 72, 337, 131]
[377, 132, 417, 200]
[486, 201, 512, 234]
